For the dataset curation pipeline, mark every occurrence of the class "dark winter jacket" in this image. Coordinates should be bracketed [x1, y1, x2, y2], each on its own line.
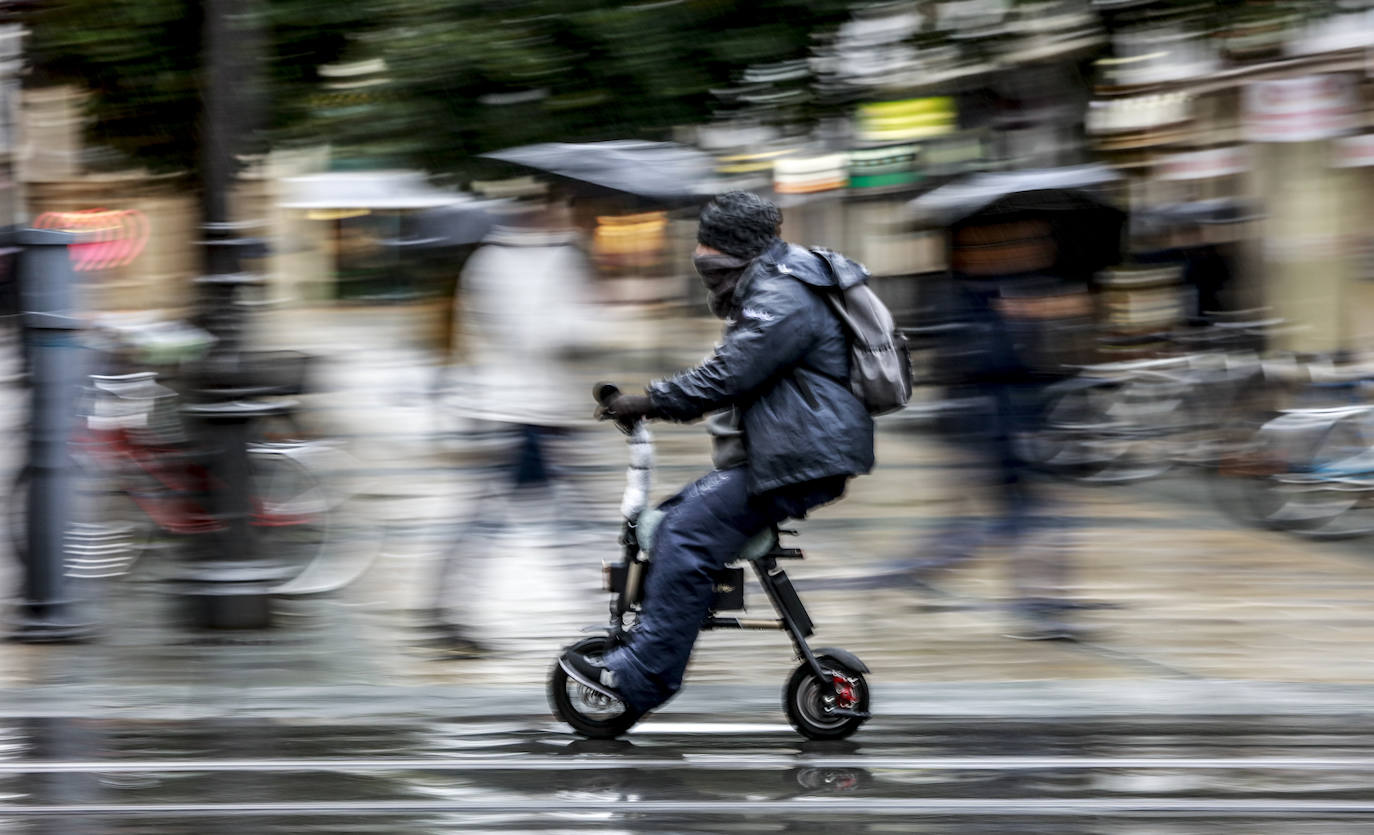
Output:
[648, 239, 875, 494]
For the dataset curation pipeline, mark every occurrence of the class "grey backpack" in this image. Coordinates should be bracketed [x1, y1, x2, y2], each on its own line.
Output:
[809, 248, 913, 416]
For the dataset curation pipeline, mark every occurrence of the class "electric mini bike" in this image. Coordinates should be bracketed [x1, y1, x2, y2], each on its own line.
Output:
[549, 384, 872, 740]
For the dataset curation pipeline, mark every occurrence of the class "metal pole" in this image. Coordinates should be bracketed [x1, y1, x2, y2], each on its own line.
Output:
[174, 0, 288, 629]
[13, 228, 92, 642]
[202, 0, 234, 264]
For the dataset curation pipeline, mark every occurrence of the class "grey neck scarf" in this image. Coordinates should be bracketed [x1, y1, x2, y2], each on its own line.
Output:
[693, 253, 753, 319]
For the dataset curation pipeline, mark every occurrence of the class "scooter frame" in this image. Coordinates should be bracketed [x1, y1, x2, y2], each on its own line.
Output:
[600, 517, 870, 719]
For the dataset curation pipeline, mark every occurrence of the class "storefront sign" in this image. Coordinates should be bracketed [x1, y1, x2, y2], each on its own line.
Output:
[774, 153, 849, 195]
[1243, 75, 1358, 143]
[1085, 93, 1190, 135]
[855, 98, 955, 143]
[1157, 147, 1250, 180]
[34, 208, 149, 272]
[847, 145, 918, 190]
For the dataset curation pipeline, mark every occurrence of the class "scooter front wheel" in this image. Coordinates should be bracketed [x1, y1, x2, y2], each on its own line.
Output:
[549, 636, 643, 739]
[784, 655, 870, 741]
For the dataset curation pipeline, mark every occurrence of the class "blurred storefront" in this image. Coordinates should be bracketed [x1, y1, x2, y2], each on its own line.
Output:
[708, 96, 983, 324]
[276, 170, 484, 303]
[706, 1, 1109, 326]
[1086, 3, 1374, 353]
[19, 85, 201, 312]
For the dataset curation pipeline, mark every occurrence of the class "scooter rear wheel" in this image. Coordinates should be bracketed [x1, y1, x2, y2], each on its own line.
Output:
[784, 655, 870, 741]
[549, 636, 642, 739]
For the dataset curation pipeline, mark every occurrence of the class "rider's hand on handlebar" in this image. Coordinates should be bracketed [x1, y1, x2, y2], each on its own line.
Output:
[595, 392, 658, 432]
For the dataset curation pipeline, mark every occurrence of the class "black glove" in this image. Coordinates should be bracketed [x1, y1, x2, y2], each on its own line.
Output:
[596, 393, 659, 430]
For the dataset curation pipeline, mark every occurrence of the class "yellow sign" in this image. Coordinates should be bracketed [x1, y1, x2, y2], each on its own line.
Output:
[594, 212, 668, 263]
[306, 208, 372, 221]
[856, 98, 956, 142]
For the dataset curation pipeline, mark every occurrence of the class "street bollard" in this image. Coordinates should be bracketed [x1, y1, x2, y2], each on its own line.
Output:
[12, 228, 93, 643]
[179, 399, 293, 630]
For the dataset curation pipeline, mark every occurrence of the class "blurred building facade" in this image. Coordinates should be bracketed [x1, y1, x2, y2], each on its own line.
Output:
[13, 0, 1374, 359]
[1086, 0, 1374, 352]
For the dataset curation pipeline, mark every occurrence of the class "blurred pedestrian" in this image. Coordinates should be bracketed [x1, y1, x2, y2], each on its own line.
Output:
[918, 219, 1084, 640]
[427, 186, 602, 656]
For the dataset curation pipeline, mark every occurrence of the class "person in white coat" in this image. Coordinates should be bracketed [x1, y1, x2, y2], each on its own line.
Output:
[428, 192, 602, 655]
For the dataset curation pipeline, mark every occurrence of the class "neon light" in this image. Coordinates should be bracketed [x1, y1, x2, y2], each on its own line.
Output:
[33, 208, 151, 271]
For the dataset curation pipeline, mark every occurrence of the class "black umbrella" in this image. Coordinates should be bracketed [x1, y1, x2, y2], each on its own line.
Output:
[480, 140, 716, 204]
[909, 165, 1127, 277]
[1143, 197, 1262, 227]
[378, 201, 500, 250]
[908, 165, 1122, 225]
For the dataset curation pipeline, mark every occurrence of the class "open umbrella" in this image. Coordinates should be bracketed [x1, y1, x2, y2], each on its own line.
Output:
[1143, 197, 1262, 227]
[480, 141, 717, 204]
[377, 201, 502, 250]
[908, 165, 1121, 226]
[909, 165, 1127, 277]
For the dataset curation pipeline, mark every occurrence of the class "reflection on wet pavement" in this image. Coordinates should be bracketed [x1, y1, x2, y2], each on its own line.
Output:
[3, 715, 1374, 831]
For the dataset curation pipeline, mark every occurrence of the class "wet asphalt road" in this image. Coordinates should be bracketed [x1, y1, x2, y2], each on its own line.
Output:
[4, 714, 1374, 832]
[8, 313, 1374, 830]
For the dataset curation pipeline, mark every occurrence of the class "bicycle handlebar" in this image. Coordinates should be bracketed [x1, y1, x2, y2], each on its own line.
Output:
[593, 382, 621, 408]
[594, 383, 653, 520]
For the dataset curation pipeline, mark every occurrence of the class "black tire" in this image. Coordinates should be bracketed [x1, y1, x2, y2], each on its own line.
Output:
[8, 463, 153, 579]
[244, 446, 331, 585]
[784, 655, 870, 741]
[1209, 414, 1374, 540]
[548, 636, 643, 739]
[1026, 383, 1177, 485]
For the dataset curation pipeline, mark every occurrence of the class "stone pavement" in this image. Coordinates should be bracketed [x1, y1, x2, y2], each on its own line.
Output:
[4, 304, 1374, 720]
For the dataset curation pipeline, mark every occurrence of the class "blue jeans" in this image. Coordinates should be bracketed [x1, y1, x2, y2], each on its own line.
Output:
[602, 468, 847, 714]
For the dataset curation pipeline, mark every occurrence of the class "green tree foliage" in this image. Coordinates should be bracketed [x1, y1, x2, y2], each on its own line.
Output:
[24, 0, 852, 180]
[24, 0, 378, 179]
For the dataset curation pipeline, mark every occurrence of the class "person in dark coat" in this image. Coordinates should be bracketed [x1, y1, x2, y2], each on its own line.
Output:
[919, 220, 1083, 640]
[560, 192, 874, 714]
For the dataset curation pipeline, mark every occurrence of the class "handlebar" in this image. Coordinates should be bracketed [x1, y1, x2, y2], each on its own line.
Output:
[594, 383, 653, 520]
[593, 382, 621, 408]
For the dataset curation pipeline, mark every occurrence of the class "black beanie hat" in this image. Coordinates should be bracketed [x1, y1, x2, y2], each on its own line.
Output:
[696, 191, 782, 260]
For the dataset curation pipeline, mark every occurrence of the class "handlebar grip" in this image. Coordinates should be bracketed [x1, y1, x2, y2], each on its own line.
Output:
[593, 382, 621, 407]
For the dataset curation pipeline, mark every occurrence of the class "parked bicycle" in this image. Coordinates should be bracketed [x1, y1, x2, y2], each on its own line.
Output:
[1209, 358, 1374, 540]
[7, 315, 330, 582]
[1015, 316, 1286, 484]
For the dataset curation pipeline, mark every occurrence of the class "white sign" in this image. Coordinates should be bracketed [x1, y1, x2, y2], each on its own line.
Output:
[1157, 147, 1250, 180]
[1085, 93, 1190, 135]
[1243, 75, 1359, 143]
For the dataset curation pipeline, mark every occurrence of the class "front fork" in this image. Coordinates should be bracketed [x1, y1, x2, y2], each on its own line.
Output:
[605, 520, 645, 645]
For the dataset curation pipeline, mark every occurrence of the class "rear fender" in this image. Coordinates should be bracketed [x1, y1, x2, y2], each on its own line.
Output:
[812, 647, 869, 674]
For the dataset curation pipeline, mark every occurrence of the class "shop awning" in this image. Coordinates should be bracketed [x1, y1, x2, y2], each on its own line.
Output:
[279, 171, 471, 210]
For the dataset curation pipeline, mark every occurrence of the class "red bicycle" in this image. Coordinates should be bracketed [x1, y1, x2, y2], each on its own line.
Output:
[9, 370, 329, 581]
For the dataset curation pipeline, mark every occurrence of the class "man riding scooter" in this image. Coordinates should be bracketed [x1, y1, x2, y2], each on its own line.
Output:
[560, 191, 875, 716]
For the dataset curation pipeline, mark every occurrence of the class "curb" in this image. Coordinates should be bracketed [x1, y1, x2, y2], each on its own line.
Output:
[2, 680, 1372, 722]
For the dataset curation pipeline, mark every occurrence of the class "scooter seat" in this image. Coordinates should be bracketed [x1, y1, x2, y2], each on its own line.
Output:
[635, 508, 778, 561]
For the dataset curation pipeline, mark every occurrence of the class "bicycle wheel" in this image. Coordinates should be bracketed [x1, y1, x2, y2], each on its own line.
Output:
[1023, 383, 1176, 484]
[247, 445, 331, 585]
[784, 654, 871, 741]
[1273, 415, 1374, 539]
[548, 636, 643, 739]
[7, 462, 154, 579]
[1210, 413, 1374, 539]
